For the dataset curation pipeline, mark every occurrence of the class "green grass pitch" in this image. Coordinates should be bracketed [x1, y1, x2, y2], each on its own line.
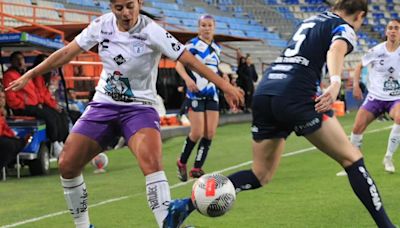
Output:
[0, 112, 399, 227]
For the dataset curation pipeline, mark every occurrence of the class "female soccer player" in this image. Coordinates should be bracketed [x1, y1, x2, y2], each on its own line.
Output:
[349, 19, 400, 173]
[176, 14, 222, 181]
[224, 0, 395, 227]
[6, 1, 243, 227]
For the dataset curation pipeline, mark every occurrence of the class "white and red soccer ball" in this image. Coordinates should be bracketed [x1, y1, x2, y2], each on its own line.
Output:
[191, 173, 236, 217]
[91, 153, 109, 170]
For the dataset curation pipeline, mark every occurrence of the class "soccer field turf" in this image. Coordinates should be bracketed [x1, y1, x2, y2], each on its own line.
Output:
[0, 112, 399, 227]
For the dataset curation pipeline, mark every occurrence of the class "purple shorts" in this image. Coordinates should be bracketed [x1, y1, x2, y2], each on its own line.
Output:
[361, 95, 400, 118]
[71, 102, 160, 149]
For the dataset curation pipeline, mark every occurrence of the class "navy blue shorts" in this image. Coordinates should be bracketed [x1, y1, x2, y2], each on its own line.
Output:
[251, 95, 333, 140]
[188, 99, 219, 112]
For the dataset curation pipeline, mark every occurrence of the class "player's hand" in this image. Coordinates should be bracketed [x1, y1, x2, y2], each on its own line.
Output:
[353, 85, 363, 100]
[224, 85, 244, 110]
[5, 73, 31, 92]
[315, 83, 340, 113]
[185, 79, 199, 93]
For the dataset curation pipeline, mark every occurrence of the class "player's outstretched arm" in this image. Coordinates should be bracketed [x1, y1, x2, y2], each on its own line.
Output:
[6, 41, 83, 92]
[315, 39, 348, 113]
[175, 61, 199, 92]
[178, 50, 244, 108]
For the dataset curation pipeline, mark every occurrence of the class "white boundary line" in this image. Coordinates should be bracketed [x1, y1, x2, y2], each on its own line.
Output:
[1, 125, 392, 228]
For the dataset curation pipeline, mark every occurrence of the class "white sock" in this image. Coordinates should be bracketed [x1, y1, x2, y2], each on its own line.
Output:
[385, 123, 400, 159]
[145, 171, 171, 228]
[61, 174, 90, 228]
[350, 133, 363, 149]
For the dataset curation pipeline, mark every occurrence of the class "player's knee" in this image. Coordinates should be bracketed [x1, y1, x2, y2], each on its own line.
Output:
[58, 158, 81, 179]
[190, 132, 203, 142]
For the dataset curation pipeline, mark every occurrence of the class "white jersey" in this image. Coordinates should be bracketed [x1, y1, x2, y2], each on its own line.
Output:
[362, 42, 400, 101]
[75, 13, 184, 106]
[185, 37, 221, 101]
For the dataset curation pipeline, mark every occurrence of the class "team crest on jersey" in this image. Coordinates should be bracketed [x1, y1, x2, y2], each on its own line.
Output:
[113, 54, 126, 66]
[104, 71, 134, 102]
[133, 40, 145, 56]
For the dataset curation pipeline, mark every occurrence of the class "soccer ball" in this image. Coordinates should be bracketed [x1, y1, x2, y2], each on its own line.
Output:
[191, 173, 236, 217]
[91, 153, 109, 170]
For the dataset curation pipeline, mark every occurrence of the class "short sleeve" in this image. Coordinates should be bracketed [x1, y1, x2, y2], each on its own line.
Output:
[148, 23, 184, 60]
[331, 24, 357, 54]
[75, 18, 102, 51]
[185, 41, 196, 55]
[361, 47, 375, 67]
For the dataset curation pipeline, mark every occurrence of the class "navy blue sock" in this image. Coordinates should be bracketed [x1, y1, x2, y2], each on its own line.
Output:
[194, 138, 212, 168]
[179, 137, 196, 164]
[228, 170, 262, 193]
[345, 158, 395, 228]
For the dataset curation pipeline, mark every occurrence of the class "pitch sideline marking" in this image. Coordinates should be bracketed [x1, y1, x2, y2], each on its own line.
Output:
[1, 125, 392, 228]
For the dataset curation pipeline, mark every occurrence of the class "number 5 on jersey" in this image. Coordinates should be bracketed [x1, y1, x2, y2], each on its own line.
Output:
[284, 22, 316, 57]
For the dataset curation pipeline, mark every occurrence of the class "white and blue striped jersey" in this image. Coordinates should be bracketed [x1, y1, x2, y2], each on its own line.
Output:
[185, 37, 221, 101]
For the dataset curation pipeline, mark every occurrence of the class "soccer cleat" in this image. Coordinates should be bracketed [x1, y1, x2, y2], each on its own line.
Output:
[189, 168, 205, 178]
[163, 198, 192, 228]
[88, 225, 95, 228]
[177, 160, 188, 182]
[383, 157, 395, 173]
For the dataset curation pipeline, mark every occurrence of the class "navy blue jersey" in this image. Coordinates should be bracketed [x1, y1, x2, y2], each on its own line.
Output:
[255, 11, 357, 98]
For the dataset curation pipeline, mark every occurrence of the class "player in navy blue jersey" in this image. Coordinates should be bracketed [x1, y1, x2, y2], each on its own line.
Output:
[225, 0, 396, 226]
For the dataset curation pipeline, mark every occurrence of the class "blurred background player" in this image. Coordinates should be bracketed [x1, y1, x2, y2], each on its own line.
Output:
[176, 14, 222, 181]
[223, 0, 396, 227]
[5, 0, 243, 227]
[346, 18, 400, 174]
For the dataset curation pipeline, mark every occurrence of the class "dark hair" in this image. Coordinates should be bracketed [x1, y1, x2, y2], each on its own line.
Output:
[390, 18, 400, 24]
[9, 51, 23, 62]
[332, 0, 368, 18]
[109, 0, 160, 20]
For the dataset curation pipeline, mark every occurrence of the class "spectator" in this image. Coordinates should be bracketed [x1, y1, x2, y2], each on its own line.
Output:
[237, 54, 258, 113]
[64, 88, 87, 123]
[2, 51, 65, 157]
[0, 86, 25, 170]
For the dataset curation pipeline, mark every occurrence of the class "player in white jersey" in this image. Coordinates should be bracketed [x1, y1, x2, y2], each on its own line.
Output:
[176, 14, 223, 181]
[347, 19, 400, 174]
[6, 1, 243, 228]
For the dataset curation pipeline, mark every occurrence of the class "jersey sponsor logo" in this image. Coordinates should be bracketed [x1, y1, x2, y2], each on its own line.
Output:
[100, 30, 113, 35]
[113, 54, 126, 65]
[130, 33, 148, 41]
[272, 64, 293, 71]
[268, 73, 287, 79]
[100, 39, 109, 49]
[104, 71, 134, 102]
[275, 56, 310, 66]
[383, 76, 400, 94]
[165, 32, 182, 52]
[294, 117, 320, 132]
